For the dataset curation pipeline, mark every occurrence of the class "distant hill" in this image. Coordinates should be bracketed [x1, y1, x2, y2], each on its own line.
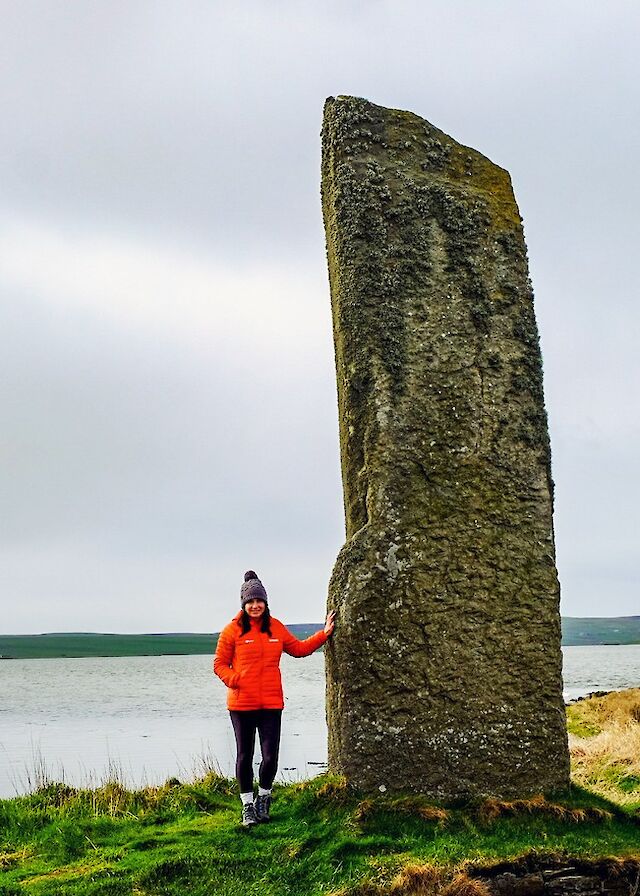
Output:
[0, 624, 321, 660]
[2, 618, 639, 659]
[561, 616, 640, 646]
[0, 632, 216, 660]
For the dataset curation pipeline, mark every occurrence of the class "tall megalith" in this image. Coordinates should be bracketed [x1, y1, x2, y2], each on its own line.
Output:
[321, 96, 570, 798]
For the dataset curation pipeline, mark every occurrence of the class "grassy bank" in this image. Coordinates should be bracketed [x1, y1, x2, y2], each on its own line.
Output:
[1, 691, 639, 895]
[0, 774, 638, 895]
[567, 687, 640, 808]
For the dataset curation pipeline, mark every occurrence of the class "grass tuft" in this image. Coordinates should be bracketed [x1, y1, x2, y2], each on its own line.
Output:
[0, 848, 32, 870]
[390, 864, 444, 894]
[315, 775, 353, 803]
[334, 864, 493, 896]
[389, 796, 450, 823]
[477, 794, 612, 825]
[353, 796, 449, 826]
[442, 873, 491, 896]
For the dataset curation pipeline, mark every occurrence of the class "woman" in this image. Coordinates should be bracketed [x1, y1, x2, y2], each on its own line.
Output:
[213, 570, 336, 827]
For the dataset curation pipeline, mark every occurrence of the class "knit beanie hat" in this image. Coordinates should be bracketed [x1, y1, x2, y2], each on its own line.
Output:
[240, 570, 268, 608]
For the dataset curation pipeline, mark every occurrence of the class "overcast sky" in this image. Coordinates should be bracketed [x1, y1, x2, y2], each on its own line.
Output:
[1, 1, 638, 634]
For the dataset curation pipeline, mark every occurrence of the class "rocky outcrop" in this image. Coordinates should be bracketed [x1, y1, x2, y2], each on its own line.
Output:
[321, 96, 570, 797]
[474, 858, 640, 896]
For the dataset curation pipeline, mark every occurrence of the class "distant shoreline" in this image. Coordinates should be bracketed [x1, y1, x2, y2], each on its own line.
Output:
[0, 624, 319, 660]
[1, 618, 639, 659]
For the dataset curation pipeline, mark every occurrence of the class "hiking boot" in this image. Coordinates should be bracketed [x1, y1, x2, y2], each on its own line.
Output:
[255, 793, 272, 823]
[241, 802, 258, 827]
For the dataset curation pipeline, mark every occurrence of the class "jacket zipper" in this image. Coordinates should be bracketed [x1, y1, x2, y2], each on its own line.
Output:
[259, 627, 264, 709]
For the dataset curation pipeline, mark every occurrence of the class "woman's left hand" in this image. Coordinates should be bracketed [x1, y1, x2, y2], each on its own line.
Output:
[324, 610, 337, 636]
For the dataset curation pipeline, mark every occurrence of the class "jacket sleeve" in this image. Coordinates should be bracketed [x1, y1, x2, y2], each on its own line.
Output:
[213, 625, 240, 688]
[281, 624, 328, 658]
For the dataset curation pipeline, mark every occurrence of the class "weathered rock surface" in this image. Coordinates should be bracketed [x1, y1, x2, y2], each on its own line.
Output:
[321, 96, 570, 797]
[473, 858, 640, 896]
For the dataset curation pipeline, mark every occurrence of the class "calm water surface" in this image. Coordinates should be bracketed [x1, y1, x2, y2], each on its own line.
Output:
[1, 645, 638, 798]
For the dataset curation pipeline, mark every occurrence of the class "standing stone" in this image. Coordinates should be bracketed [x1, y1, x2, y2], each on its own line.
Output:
[321, 96, 570, 798]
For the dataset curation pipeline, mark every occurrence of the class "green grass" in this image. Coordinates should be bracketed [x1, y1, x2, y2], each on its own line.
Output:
[1, 774, 638, 895]
[566, 715, 602, 738]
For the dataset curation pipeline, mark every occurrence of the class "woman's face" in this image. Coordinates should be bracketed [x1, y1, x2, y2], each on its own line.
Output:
[245, 598, 266, 619]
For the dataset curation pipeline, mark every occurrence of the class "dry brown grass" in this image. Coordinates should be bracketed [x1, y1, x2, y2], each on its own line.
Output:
[352, 796, 449, 825]
[390, 864, 442, 895]
[390, 797, 450, 823]
[564, 688, 640, 806]
[566, 689, 640, 805]
[390, 865, 489, 896]
[570, 720, 640, 805]
[0, 848, 32, 870]
[588, 689, 640, 724]
[333, 865, 491, 896]
[477, 794, 612, 824]
[568, 688, 640, 736]
[439, 874, 491, 896]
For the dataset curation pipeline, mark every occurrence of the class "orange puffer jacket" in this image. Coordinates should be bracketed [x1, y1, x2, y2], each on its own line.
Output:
[213, 611, 328, 711]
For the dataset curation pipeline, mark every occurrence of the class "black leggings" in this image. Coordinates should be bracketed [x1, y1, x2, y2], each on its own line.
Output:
[229, 709, 282, 792]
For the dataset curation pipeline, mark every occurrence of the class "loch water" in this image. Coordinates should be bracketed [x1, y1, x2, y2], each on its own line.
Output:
[1, 645, 639, 799]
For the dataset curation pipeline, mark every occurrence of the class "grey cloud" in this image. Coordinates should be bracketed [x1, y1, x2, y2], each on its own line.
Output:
[2, 2, 638, 258]
[1, 286, 342, 548]
[1, 1, 639, 629]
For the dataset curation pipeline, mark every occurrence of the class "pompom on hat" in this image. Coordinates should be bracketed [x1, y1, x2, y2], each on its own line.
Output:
[240, 570, 268, 608]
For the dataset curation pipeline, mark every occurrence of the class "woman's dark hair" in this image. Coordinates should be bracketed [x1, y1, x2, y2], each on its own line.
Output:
[238, 604, 272, 637]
